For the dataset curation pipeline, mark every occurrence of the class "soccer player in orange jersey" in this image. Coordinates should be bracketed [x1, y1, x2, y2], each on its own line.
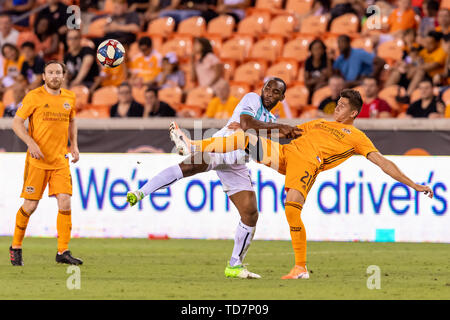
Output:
[171, 89, 434, 279]
[9, 61, 82, 266]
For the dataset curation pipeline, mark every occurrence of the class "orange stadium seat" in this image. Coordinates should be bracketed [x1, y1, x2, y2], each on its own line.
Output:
[230, 82, 251, 100]
[282, 36, 313, 63]
[311, 85, 331, 107]
[70, 85, 90, 110]
[442, 88, 450, 106]
[329, 13, 359, 36]
[324, 36, 339, 56]
[255, 0, 283, 10]
[177, 16, 206, 37]
[178, 87, 214, 116]
[299, 15, 328, 35]
[351, 37, 374, 53]
[92, 86, 118, 106]
[76, 105, 110, 118]
[223, 60, 237, 81]
[284, 85, 309, 113]
[442, 0, 450, 9]
[158, 86, 183, 108]
[2, 88, 14, 106]
[248, 37, 283, 63]
[378, 85, 406, 113]
[160, 36, 192, 59]
[267, 15, 297, 38]
[86, 17, 108, 38]
[147, 17, 176, 37]
[206, 34, 223, 55]
[285, 0, 313, 15]
[237, 15, 269, 37]
[377, 39, 404, 65]
[220, 36, 253, 62]
[234, 61, 265, 86]
[206, 15, 236, 39]
[266, 61, 299, 86]
[295, 66, 305, 85]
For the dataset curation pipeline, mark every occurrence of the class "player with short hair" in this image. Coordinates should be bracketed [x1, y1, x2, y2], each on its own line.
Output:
[127, 77, 301, 279]
[9, 60, 82, 266]
[171, 89, 434, 279]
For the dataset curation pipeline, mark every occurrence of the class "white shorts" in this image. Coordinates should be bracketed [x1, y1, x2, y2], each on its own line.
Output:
[206, 150, 253, 196]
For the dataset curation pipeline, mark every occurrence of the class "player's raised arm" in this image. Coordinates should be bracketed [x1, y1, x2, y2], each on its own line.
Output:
[367, 151, 433, 198]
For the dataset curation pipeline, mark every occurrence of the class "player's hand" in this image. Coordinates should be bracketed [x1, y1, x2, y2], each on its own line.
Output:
[415, 184, 433, 198]
[227, 122, 241, 130]
[279, 125, 303, 139]
[27, 141, 44, 160]
[70, 145, 80, 163]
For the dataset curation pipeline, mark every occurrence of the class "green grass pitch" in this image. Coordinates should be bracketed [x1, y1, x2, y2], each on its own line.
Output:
[0, 237, 448, 300]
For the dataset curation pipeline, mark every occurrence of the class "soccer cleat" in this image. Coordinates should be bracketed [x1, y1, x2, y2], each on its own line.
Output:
[225, 263, 261, 279]
[9, 246, 24, 266]
[169, 121, 193, 155]
[56, 250, 83, 265]
[281, 265, 309, 279]
[127, 190, 144, 207]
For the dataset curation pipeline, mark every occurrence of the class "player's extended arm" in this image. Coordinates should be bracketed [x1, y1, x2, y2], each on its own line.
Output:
[240, 114, 302, 138]
[68, 118, 80, 163]
[367, 151, 433, 198]
[12, 115, 44, 160]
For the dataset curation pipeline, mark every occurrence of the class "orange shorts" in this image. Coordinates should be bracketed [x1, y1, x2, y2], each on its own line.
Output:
[21, 161, 72, 200]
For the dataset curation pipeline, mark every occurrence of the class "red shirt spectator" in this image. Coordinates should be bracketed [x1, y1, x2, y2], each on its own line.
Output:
[359, 98, 392, 118]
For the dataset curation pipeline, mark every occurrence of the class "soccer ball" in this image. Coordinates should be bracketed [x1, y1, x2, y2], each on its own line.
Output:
[96, 39, 125, 68]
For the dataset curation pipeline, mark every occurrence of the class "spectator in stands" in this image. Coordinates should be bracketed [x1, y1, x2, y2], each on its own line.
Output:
[142, 86, 176, 117]
[0, 14, 18, 48]
[191, 37, 227, 95]
[101, 0, 140, 47]
[317, 74, 345, 117]
[359, 76, 392, 118]
[91, 63, 128, 95]
[3, 74, 26, 117]
[204, 81, 239, 119]
[434, 33, 450, 90]
[1, 43, 24, 88]
[417, 0, 439, 43]
[215, 0, 252, 23]
[327, 0, 363, 30]
[1, 0, 36, 27]
[304, 39, 333, 104]
[110, 82, 144, 117]
[34, 17, 60, 61]
[159, 0, 219, 24]
[385, 0, 419, 37]
[129, 36, 162, 87]
[403, 78, 445, 118]
[35, 0, 71, 50]
[308, 0, 331, 16]
[143, 0, 174, 27]
[436, 8, 450, 36]
[64, 29, 99, 88]
[20, 42, 44, 90]
[153, 52, 185, 89]
[395, 30, 446, 104]
[333, 35, 385, 88]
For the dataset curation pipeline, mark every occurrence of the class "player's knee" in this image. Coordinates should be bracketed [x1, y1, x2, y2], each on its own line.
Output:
[22, 200, 39, 214]
[180, 163, 207, 177]
[56, 194, 71, 211]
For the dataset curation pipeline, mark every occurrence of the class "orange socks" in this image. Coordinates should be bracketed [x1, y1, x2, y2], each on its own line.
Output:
[193, 130, 249, 153]
[285, 201, 307, 268]
[12, 207, 31, 248]
[57, 210, 72, 254]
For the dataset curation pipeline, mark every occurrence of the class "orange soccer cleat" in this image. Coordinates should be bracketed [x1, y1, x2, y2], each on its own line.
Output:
[281, 265, 309, 279]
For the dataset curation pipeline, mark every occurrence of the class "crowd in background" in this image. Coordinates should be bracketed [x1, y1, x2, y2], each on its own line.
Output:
[1, 0, 450, 119]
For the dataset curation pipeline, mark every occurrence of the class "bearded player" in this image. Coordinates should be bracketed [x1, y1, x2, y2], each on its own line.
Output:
[170, 89, 434, 279]
[127, 78, 301, 279]
[9, 61, 82, 266]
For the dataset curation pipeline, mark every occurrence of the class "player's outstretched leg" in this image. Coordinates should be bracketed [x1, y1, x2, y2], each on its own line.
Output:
[169, 122, 194, 155]
[127, 190, 144, 207]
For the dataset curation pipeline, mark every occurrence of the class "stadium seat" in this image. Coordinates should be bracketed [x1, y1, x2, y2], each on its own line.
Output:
[324, 36, 338, 56]
[223, 60, 237, 81]
[352, 85, 366, 102]
[377, 39, 404, 65]
[281, 36, 313, 63]
[76, 104, 110, 118]
[147, 17, 176, 38]
[233, 61, 265, 86]
[311, 85, 331, 107]
[284, 85, 309, 112]
[266, 61, 299, 86]
[206, 15, 236, 39]
[295, 66, 305, 85]
[220, 36, 253, 62]
[70, 85, 90, 110]
[255, 0, 283, 10]
[2, 88, 14, 106]
[442, 88, 450, 106]
[158, 86, 183, 109]
[86, 17, 108, 38]
[229, 81, 251, 100]
[442, 0, 450, 9]
[177, 16, 206, 37]
[299, 15, 328, 35]
[329, 13, 359, 36]
[185, 87, 214, 109]
[237, 15, 269, 37]
[248, 37, 283, 63]
[206, 34, 223, 56]
[17, 31, 38, 48]
[92, 86, 119, 106]
[351, 37, 374, 53]
[160, 36, 192, 60]
[81, 37, 95, 49]
[267, 15, 297, 38]
[378, 85, 406, 113]
[285, 0, 313, 15]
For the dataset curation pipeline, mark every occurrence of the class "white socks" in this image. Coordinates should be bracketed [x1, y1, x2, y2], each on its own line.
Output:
[138, 165, 183, 196]
[229, 220, 256, 267]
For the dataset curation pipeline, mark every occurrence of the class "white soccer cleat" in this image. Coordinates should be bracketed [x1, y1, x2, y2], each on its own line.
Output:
[169, 121, 193, 156]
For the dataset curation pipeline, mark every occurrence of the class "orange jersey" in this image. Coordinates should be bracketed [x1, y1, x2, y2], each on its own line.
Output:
[291, 119, 378, 172]
[16, 86, 76, 170]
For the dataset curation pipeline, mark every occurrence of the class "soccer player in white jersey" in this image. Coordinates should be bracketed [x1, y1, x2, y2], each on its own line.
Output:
[127, 78, 301, 279]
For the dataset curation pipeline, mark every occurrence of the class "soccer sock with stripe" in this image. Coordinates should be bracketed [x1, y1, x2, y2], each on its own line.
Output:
[139, 165, 183, 197]
[229, 220, 256, 267]
[57, 210, 72, 254]
[12, 207, 31, 248]
[192, 130, 249, 153]
[284, 201, 307, 268]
